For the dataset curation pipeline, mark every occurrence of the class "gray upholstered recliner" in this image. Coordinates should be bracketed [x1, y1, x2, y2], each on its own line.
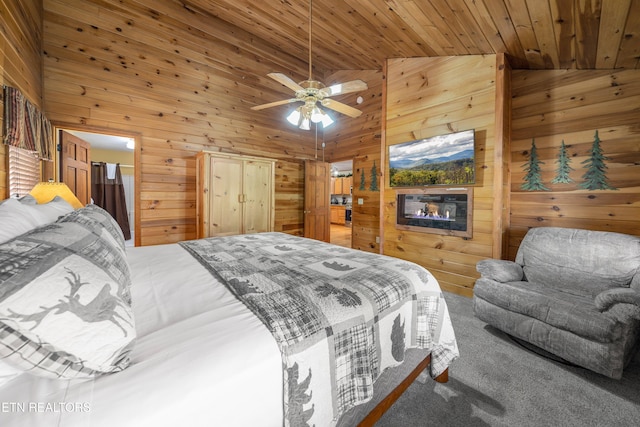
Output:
[473, 226, 640, 379]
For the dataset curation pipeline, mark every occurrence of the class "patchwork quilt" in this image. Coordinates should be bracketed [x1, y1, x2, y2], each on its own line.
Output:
[180, 232, 458, 427]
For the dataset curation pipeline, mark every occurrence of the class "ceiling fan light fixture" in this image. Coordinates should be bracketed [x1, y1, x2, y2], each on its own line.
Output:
[310, 106, 324, 123]
[251, 0, 368, 130]
[299, 117, 311, 130]
[286, 108, 302, 126]
[321, 112, 334, 128]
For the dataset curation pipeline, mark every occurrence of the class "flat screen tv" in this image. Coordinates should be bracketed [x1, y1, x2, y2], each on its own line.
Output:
[388, 129, 475, 187]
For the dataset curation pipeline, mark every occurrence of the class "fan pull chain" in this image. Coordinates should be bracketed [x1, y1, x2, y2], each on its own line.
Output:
[314, 122, 318, 160]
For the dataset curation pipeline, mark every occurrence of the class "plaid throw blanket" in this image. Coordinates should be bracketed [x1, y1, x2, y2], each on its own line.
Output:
[180, 232, 458, 426]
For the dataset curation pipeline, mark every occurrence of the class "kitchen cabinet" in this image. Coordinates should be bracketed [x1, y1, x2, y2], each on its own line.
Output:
[342, 176, 352, 194]
[196, 151, 275, 238]
[331, 176, 352, 195]
[331, 177, 340, 195]
[330, 205, 346, 225]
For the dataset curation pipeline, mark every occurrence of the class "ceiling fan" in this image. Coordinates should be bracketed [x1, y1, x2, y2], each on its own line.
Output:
[250, 0, 368, 130]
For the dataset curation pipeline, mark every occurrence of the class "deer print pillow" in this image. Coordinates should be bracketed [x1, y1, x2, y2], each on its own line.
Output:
[0, 206, 135, 379]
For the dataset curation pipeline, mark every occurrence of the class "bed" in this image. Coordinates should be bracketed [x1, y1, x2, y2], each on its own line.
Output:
[0, 200, 458, 426]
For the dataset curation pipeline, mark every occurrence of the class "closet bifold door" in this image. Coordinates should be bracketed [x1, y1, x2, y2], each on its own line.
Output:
[208, 155, 243, 237]
[243, 159, 274, 234]
[196, 151, 275, 239]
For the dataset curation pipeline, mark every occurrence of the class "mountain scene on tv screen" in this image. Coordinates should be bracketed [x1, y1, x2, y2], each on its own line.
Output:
[389, 130, 475, 186]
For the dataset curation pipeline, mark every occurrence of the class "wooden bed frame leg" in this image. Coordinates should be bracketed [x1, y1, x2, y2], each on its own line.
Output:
[357, 354, 450, 426]
[434, 367, 449, 383]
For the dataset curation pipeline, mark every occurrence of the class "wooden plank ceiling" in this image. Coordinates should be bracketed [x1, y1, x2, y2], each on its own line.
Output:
[41, 0, 639, 162]
[186, 0, 640, 74]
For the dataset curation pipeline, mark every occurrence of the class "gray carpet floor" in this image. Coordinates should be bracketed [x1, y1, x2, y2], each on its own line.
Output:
[376, 292, 640, 427]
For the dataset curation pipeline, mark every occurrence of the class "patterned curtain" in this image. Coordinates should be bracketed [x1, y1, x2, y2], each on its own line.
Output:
[2, 85, 53, 160]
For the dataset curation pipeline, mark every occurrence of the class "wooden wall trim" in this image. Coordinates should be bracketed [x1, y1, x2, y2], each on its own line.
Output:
[492, 53, 512, 259]
[379, 60, 388, 254]
[51, 121, 142, 246]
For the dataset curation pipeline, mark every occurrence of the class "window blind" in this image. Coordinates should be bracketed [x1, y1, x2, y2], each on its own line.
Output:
[8, 145, 40, 198]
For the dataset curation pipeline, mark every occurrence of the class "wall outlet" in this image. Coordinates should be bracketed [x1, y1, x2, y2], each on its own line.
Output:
[358, 198, 364, 205]
[375, 236, 380, 243]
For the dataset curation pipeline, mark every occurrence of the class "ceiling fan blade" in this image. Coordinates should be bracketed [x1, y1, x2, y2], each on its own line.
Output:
[319, 80, 368, 97]
[251, 98, 301, 111]
[321, 99, 363, 118]
[267, 73, 305, 93]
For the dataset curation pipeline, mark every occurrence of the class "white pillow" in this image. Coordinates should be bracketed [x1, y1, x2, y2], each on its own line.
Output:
[0, 197, 75, 244]
[17, 194, 38, 205]
[22, 196, 74, 224]
[0, 199, 41, 244]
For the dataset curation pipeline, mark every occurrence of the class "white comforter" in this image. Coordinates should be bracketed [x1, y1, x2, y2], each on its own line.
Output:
[0, 244, 283, 427]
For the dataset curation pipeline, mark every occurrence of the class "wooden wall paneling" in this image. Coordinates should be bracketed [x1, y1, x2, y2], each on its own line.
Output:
[322, 69, 383, 254]
[44, 4, 312, 118]
[510, 71, 636, 119]
[41, 39, 300, 129]
[322, 69, 383, 161]
[352, 153, 381, 252]
[42, 0, 322, 246]
[45, 0, 309, 79]
[0, 0, 43, 102]
[274, 159, 304, 236]
[0, 0, 43, 199]
[44, 76, 315, 160]
[509, 68, 640, 256]
[34, 0, 640, 251]
[43, 67, 318, 155]
[138, 138, 197, 245]
[383, 56, 497, 297]
[386, 57, 495, 109]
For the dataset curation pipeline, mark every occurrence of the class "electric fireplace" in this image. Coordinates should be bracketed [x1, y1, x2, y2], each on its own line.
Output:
[395, 187, 473, 238]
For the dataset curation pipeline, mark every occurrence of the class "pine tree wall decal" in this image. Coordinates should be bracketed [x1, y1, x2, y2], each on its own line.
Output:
[521, 139, 549, 191]
[359, 168, 365, 191]
[551, 140, 574, 184]
[369, 161, 379, 191]
[579, 130, 617, 190]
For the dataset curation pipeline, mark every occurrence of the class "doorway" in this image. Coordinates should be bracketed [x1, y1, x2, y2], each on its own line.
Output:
[55, 126, 139, 247]
[329, 159, 353, 248]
